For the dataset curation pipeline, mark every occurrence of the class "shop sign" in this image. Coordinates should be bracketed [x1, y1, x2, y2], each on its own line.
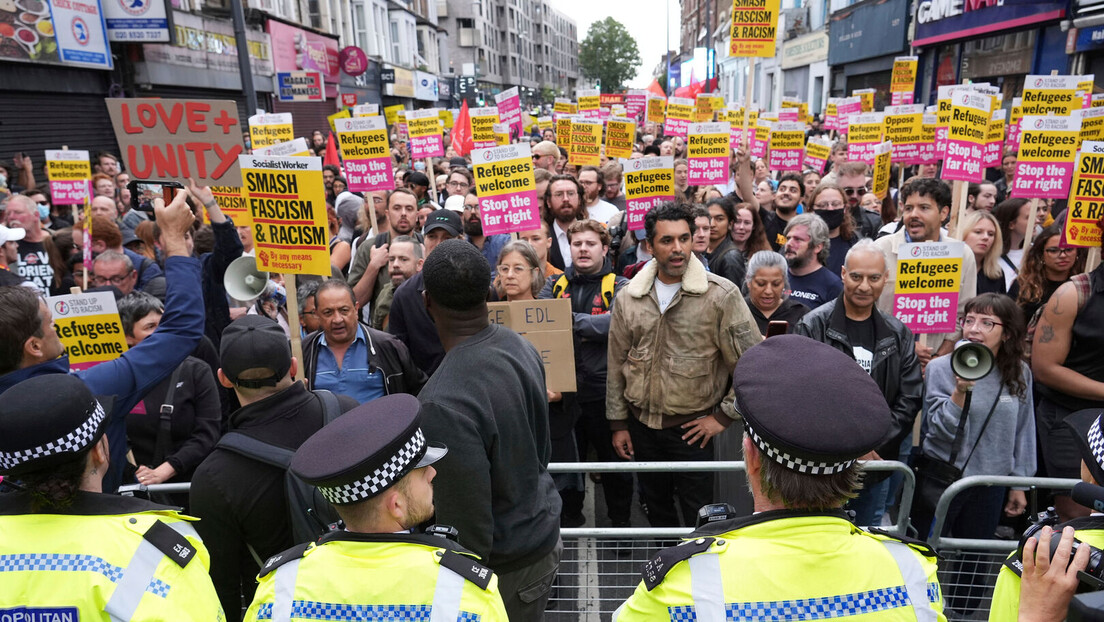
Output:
[913, 0, 1066, 47]
[104, 0, 169, 42]
[267, 20, 338, 81]
[828, 0, 908, 66]
[414, 70, 438, 101]
[338, 45, 367, 76]
[142, 11, 273, 76]
[781, 30, 828, 69]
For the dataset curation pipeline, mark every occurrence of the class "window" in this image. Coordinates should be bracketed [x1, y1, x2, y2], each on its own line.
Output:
[391, 19, 401, 63]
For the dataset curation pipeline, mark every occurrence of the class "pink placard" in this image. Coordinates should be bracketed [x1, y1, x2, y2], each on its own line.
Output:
[480, 189, 541, 236]
[891, 92, 915, 105]
[665, 117, 689, 138]
[982, 139, 1003, 169]
[846, 142, 878, 166]
[749, 132, 768, 158]
[891, 143, 922, 165]
[1006, 122, 1021, 153]
[942, 139, 985, 182]
[50, 180, 92, 206]
[626, 195, 671, 231]
[410, 134, 444, 159]
[934, 126, 949, 159]
[802, 151, 828, 174]
[495, 87, 523, 142]
[894, 292, 959, 334]
[343, 158, 394, 192]
[1010, 161, 1076, 199]
[769, 147, 802, 171]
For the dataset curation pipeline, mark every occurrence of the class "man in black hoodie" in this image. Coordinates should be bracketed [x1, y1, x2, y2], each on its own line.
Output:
[539, 219, 632, 527]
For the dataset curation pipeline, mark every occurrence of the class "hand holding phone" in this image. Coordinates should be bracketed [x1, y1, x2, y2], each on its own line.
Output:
[127, 179, 185, 214]
[766, 321, 789, 338]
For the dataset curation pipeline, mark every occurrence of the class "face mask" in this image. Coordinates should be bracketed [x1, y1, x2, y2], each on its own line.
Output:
[37, 203, 50, 220]
[0, 174, 7, 188]
[814, 209, 845, 230]
[414, 161, 426, 172]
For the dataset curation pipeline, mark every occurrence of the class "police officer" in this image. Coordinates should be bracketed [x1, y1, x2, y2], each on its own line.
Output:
[614, 335, 946, 621]
[243, 393, 508, 621]
[0, 374, 224, 619]
[989, 408, 1104, 621]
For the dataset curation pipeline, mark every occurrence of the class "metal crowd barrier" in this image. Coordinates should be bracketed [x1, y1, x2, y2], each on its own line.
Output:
[924, 475, 1080, 622]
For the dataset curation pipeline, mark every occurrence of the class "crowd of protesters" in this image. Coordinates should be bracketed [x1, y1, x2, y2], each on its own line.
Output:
[1, 105, 1103, 622]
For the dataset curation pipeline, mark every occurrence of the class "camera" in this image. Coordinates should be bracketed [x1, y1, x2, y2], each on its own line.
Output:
[127, 179, 184, 213]
[1019, 507, 1104, 592]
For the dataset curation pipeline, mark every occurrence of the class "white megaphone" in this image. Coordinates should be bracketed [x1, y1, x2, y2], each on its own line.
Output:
[224, 256, 286, 305]
[951, 340, 994, 382]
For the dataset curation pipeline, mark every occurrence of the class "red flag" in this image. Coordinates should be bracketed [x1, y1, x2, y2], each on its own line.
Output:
[645, 79, 666, 98]
[451, 100, 474, 157]
[324, 131, 340, 167]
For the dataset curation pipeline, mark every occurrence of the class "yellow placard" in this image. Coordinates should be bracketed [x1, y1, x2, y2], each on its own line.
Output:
[556, 115, 574, 145]
[948, 93, 990, 145]
[606, 118, 636, 160]
[211, 186, 250, 227]
[1080, 109, 1104, 144]
[885, 109, 924, 145]
[986, 115, 1006, 144]
[327, 109, 351, 135]
[1066, 143, 1104, 248]
[440, 109, 454, 129]
[895, 257, 963, 294]
[872, 142, 892, 199]
[804, 140, 831, 161]
[848, 117, 885, 145]
[470, 108, 500, 146]
[250, 114, 295, 150]
[1022, 76, 1081, 117]
[768, 124, 804, 151]
[890, 57, 918, 93]
[408, 114, 441, 138]
[384, 104, 405, 126]
[666, 100, 693, 122]
[855, 89, 876, 113]
[473, 155, 536, 197]
[647, 97, 666, 125]
[1018, 125, 1080, 163]
[554, 99, 578, 115]
[46, 158, 90, 181]
[240, 155, 331, 277]
[47, 292, 129, 368]
[569, 119, 603, 166]
[578, 94, 601, 112]
[493, 123, 511, 146]
[729, 0, 780, 58]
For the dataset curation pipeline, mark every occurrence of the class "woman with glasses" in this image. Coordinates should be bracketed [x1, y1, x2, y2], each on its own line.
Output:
[807, 184, 856, 275]
[1009, 227, 1085, 322]
[914, 293, 1034, 608]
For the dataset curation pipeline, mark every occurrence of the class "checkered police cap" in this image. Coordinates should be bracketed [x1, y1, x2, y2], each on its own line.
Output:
[317, 429, 427, 505]
[744, 420, 855, 476]
[1065, 409, 1104, 487]
[0, 375, 113, 475]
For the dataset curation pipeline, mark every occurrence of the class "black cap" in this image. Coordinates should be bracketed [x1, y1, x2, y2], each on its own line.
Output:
[1064, 409, 1104, 486]
[220, 316, 292, 388]
[449, 157, 468, 168]
[406, 171, 430, 188]
[423, 209, 462, 237]
[0, 375, 114, 476]
[734, 335, 891, 475]
[291, 394, 446, 505]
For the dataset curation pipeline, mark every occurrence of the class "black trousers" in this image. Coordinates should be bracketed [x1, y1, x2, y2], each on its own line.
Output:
[576, 399, 632, 524]
[628, 416, 715, 527]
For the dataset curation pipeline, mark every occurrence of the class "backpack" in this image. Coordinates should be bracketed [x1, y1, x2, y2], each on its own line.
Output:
[552, 272, 615, 311]
[215, 389, 344, 549]
[1023, 272, 1093, 360]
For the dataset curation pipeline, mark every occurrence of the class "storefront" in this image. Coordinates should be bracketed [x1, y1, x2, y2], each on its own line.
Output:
[338, 54, 382, 110]
[414, 69, 439, 107]
[382, 65, 416, 111]
[267, 18, 340, 138]
[135, 10, 274, 123]
[912, 0, 1068, 106]
[827, 0, 909, 109]
[1067, 0, 1104, 92]
[781, 30, 829, 114]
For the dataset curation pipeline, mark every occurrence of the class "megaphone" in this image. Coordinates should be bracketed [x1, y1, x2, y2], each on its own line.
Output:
[951, 340, 994, 381]
[224, 256, 286, 305]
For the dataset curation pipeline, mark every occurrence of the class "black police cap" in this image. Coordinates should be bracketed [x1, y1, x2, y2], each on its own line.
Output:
[0, 375, 114, 476]
[734, 334, 892, 475]
[290, 393, 446, 505]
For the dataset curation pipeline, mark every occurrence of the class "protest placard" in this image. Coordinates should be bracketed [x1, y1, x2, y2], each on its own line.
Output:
[625, 90, 648, 121]
[469, 107, 500, 149]
[855, 89, 876, 113]
[835, 96, 862, 135]
[249, 113, 295, 150]
[890, 57, 918, 105]
[496, 87, 523, 141]
[327, 109, 352, 135]
[934, 85, 960, 158]
[441, 109, 456, 130]
[471, 143, 541, 236]
[253, 137, 311, 158]
[729, 0, 780, 57]
[1022, 75, 1082, 116]
[536, 115, 553, 131]
[1012, 115, 1081, 199]
[384, 104, 405, 126]
[884, 105, 924, 164]
[577, 89, 601, 120]
[606, 118, 637, 160]
[664, 97, 695, 138]
[568, 119, 603, 166]
[407, 108, 445, 159]
[1065, 140, 1104, 248]
[943, 90, 991, 183]
[918, 112, 938, 165]
[687, 122, 731, 186]
[768, 121, 804, 171]
[46, 292, 128, 372]
[45, 150, 91, 206]
[622, 156, 674, 231]
[239, 155, 331, 276]
[982, 110, 1006, 169]
[487, 299, 576, 392]
[647, 96, 666, 126]
[493, 123, 511, 146]
[750, 113, 770, 159]
[334, 117, 394, 193]
[845, 113, 885, 165]
[106, 98, 245, 186]
[872, 141, 892, 200]
[354, 103, 379, 117]
[723, 107, 746, 148]
[210, 186, 250, 226]
[553, 98, 577, 117]
[555, 114, 576, 149]
[824, 99, 839, 132]
[893, 242, 964, 334]
[1079, 106, 1104, 145]
[802, 137, 832, 174]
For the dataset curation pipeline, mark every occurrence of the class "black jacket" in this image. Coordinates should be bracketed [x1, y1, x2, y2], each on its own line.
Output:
[538, 260, 628, 402]
[387, 271, 446, 376]
[706, 237, 747, 288]
[201, 219, 245, 348]
[301, 322, 427, 397]
[189, 382, 358, 621]
[793, 297, 923, 462]
[745, 295, 810, 336]
[852, 205, 883, 240]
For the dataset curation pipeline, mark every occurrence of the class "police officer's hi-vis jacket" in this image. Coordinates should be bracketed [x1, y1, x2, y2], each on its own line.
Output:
[0, 491, 225, 621]
[244, 530, 508, 622]
[614, 510, 946, 622]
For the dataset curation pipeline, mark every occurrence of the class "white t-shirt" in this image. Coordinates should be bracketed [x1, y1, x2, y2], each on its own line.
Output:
[586, 199, 619, 225]
[654, 278, 682, 313]
[1004, 248, 1023, 290]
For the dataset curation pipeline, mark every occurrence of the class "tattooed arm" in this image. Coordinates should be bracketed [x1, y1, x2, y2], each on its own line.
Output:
[1031, 281, 1104, 401]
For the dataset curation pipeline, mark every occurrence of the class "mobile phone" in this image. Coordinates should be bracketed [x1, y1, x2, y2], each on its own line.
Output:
[766, 321, 789, 338]
[128, 180, 184, 213]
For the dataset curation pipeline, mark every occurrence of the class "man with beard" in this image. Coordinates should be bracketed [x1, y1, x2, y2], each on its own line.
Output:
[607, 203, 761, 527]
[243, 394, 508, 621]
[544, 174, 586, 270]
[578, 166, 619, 225]
[462, 190, 511, 276]
[783, 213, 842, 310]
[371, 235, 424, 330]
[835, 162, 883, 239]
[763, 172, 805, 251]
[601, 162, 627, 211]
[347, 188, 422, 309]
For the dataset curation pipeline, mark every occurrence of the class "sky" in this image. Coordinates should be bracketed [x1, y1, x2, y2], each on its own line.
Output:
[548, 0, 681, 89]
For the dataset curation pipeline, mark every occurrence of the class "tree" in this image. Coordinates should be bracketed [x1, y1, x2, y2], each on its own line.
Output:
[578, 17, 641, 93]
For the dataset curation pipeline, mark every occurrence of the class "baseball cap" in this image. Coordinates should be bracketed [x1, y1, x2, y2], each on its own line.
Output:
[220, 316, 292, 388]
[449, 156, 468, 168]
[423, 209, 462, 237]
[406, 171, 430, 188]
[0, 225, 26, 246]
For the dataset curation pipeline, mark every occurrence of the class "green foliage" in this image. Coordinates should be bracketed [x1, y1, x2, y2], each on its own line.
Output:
[578, 17, 641, 92]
